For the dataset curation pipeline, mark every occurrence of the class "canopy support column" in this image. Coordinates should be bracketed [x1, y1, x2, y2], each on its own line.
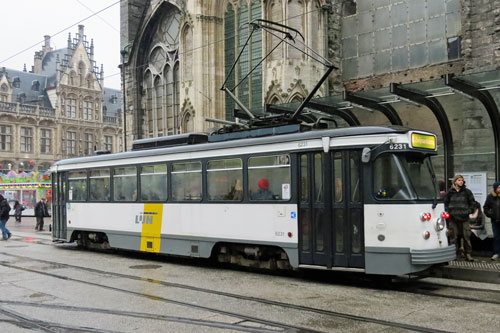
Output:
[445, 73, 500, 180]
[391, 83, 454, 184]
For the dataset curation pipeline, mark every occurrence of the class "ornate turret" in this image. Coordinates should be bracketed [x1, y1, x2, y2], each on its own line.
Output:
[90, 39, 94, 60]
[78, 25, 84, 42]
[43, 35, 52, 53]
[67, 32, 72, 49]
[100, 64, 104, 85]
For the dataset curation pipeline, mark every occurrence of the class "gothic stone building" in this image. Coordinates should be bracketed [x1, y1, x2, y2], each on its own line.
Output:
[121, 0, 500, 189]
[0, 25, 122, 174]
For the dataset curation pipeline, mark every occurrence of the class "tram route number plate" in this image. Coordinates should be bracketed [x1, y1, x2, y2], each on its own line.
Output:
[389, 143, 407, 150]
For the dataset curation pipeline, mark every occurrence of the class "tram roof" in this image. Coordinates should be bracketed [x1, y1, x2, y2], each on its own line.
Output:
[53, 125, 417, 167]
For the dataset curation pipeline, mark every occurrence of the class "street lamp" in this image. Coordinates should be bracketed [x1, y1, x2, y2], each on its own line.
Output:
[120, 42, 132, 152]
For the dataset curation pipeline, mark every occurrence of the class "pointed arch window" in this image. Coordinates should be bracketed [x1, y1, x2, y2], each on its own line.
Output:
[144, 71, 154, 136]
[287, 0, 305, 59]
[165, 64, 174, 134]
[310, 0, 322, 57]
[86, 74, 94, 89]
[154, 76, 164, 136]
[173, 63, 180, 133]
[267, 0, 283, 60]
[224, 0, 263, 121]
[183, 112, 194, 133]
[78, 62, 86, 86]
[141, 7, 181, 137]
[182, 25, 193, 81]
[69, 71, 77, 86]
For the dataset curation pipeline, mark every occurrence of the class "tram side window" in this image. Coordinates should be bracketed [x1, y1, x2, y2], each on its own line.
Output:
[113, 166, 138, 201]
[140, 164, 167, 201]
[68, 171, 87, 201]
[171, 161, 202, 201]
[89, 169, 110, 201]
[207, 158, 243, 201]
[248, 154, 291, 201]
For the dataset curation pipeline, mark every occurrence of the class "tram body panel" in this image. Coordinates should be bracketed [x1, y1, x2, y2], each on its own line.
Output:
[65, 202, 299, 254]
[364, 203, 449, 249]
[363, 203, 455, 275]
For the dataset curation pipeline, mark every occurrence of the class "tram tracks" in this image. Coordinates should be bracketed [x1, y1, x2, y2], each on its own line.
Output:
[0, 305, 118, 333]
[0, 300, 281, 333]
[0, 251, 450, 333]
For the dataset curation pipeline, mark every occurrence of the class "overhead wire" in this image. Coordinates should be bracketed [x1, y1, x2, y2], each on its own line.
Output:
[0, 3, 329, 93]
[75, 0, 121, 35]
[0, 0, 121, 66]
[103, 6, 328, 82]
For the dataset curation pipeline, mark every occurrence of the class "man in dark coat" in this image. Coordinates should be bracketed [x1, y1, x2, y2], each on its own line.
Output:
[483, 182, 500, 260]
[444, 174, 476, 261]
[34, 198, 49, 231]
[0, 194, 12, 240]
[14, 200, 25, 222]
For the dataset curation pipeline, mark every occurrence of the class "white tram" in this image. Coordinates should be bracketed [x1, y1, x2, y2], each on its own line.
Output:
[51, 125, 455, 275]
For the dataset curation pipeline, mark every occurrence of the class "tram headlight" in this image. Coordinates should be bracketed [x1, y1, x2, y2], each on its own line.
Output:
[434, 217, 446, 231]
[423, 230, 431, 240]
[441, 211, 450, 219]
[420, 212, 432, 222]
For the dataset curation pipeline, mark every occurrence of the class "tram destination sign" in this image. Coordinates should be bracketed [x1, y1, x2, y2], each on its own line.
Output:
[410, 133, 436, 150]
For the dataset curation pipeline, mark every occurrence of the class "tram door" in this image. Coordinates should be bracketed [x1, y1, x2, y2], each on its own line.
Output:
[52, 172, 67, 240]
[298, 150, 364, 268]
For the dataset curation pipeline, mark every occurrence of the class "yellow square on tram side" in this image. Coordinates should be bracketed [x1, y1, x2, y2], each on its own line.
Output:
[411, 133, 436, 150]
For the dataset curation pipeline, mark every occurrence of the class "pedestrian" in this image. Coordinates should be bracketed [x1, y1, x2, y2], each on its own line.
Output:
[483, 182, 500, 260]
[34, 198, 49, 231]
[13, 200, 25, 222]
[444, 175, 476, 261]
[0, 194, 12, 240]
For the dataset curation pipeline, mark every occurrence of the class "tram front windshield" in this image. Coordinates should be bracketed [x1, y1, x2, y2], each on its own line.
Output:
[374, 152, 437, 201]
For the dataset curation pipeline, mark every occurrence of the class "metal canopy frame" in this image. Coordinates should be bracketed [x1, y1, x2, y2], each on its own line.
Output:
[266, 70, 499, 183]
[344, 92, 402, 126]
[445, 73, 500, 180]
[390, 82, 454, 183]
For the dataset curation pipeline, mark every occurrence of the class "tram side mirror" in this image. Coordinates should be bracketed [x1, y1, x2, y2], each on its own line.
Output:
[361, 147, 371, 163]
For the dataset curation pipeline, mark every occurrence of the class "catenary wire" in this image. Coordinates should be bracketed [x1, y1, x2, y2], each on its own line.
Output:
[0, 0, 121, 65]
[103, 5, 330, 82]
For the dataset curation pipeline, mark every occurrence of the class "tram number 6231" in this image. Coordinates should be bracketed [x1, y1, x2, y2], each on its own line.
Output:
[389, 143, 407, 150]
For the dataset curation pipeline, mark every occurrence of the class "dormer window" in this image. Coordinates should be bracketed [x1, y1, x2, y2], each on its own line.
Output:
[31, 80, 40, 91]
[13, 77, 20, 88]
[110, 95, 118, 104]
[17, 93, 26, 103]
[1, 84, 8, 92]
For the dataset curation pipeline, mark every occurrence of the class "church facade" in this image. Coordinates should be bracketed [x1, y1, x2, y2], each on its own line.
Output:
[120, 0, 500, 187]
[120, 0, 333, 141]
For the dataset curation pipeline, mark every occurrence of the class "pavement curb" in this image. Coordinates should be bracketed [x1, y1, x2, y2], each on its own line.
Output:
[426, 261, 500, 284]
